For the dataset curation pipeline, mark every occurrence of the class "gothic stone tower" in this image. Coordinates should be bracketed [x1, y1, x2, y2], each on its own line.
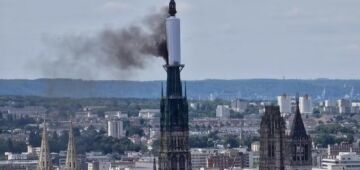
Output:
[158, 1, 191, 169]
[259, 106, 286, 170]
[65, 120, 79, 170]
[285, 97, 312, 170]
[37, 120, 53, 170]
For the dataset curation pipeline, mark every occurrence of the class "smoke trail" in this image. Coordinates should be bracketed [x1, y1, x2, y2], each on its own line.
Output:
[40, 8, 168, 79]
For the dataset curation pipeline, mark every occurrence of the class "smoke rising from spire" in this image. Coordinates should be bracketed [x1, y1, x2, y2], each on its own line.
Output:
[39, 8, 168, 79]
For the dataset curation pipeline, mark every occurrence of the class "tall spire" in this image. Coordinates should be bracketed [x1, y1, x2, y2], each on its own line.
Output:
[65, 120, 79, 170]
[286, 94, 312, 169]
[290, 94, 308, 138]
[159, 1, 191, 169]
[37, 119, 53, 170]
[169, 0, 177, 16]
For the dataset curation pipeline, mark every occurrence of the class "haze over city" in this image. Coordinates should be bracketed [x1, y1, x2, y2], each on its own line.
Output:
[1, 0, 360, 80]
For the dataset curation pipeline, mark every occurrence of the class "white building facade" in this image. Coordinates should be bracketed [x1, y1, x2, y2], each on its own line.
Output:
[338, 99, 351, 114]
[107, 120, 124, 139]
[138, 109, 160, 119]
[322, 152, 360, 170]
[231, 99, 248, 113]
[216, 105, 230, 119]
[300, 95, 313, 114]
[277, 94, 292, 114]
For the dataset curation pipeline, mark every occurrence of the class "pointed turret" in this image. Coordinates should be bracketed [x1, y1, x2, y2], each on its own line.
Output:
[290, 94, 308, 139]
[169, 0, 177, 16]
[65, 120, 79, 170]
[37, 120, 53, 170]
[285, 95, 312, 169]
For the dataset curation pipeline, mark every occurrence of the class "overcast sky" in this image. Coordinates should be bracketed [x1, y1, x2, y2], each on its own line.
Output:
[1, 0, 360, 80]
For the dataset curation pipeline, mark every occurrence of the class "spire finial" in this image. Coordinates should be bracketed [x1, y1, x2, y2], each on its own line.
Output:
[169, 0, 177, 16]
[296, 93, 300, 110]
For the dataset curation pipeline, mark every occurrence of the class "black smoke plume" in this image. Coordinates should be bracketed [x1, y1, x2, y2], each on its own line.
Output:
[40, 8, 168, 79]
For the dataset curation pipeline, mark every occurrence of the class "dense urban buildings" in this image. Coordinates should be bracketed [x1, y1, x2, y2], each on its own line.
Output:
[1, 91, 360, 170]
[322, 152, 360, 170]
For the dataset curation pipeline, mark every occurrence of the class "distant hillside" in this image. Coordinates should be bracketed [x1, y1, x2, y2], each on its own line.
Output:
[0, 79, 359, 100]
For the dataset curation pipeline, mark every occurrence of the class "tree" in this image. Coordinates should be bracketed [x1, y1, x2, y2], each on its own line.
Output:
[224, 136, 240, 148]
[28, 130, 41, 147]
[314, 134, 336, 147]
[126, 126, 144, 137]
[7, 139, 13, 152]
[151, 139, 160, 156]
[190, 135, 214, 148]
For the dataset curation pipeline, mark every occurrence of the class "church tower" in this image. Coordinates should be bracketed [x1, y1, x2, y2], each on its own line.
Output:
[65, 120, 79, 170]
[285, 96, 312, 170]
[259, 106, 286, 170]
[158, 1, 191, 169]
[37, 120, 53, 170]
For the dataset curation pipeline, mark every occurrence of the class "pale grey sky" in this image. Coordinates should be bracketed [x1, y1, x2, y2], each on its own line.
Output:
[1, 0, 360, 80]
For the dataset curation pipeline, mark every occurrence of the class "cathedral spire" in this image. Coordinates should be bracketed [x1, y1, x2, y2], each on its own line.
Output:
[290, 94, 308, 138]
[37, 119, 53, 170]
[159, 1, 191, 169]
[285, 94, 312, 169]
[65, 119, 79, 170]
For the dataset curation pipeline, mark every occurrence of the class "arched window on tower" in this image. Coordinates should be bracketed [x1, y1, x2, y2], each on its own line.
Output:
[304, 144, 309, 161]
[171, 156, 177, 170]
[179, 155, 186, 170]
[293, 145, 297, 161]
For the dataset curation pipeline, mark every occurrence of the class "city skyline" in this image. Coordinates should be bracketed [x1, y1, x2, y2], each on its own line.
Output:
[1, 0, 360, 80]
[1, 1, 359, 170]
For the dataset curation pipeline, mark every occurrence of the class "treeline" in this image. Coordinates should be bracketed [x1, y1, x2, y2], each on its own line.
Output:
[27, 126, 146, 155]
[0, 139, 27, 159]
[314, 124, 355, 134]
[312, 124, 356, 147]
[0, 116, 37, 129]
